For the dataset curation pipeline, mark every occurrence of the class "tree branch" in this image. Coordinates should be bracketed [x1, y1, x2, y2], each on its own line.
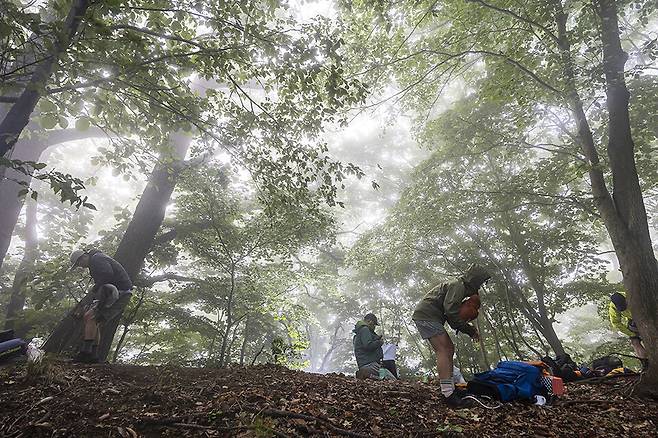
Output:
[110, 24, 208, 50]
[37, 126, 111, 147]
[465, 0, 560, 45]
[136, 273, 200, 287]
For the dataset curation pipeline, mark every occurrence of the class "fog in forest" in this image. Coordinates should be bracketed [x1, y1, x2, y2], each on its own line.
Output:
[1, 0, 657, 385]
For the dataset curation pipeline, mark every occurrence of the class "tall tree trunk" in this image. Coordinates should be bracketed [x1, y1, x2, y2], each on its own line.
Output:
[0, 0, 91, 156]
[555, 0, 658, 394]
[98, 134, 191, 361]
[475, 317, 490, 370]
[218, 268, 236, 367]
[490, 301, 521, 359]
[42, 132, 192, 360]
[593, 0, 658, 395]
[225, 323, 240, 366]
[0, 141, 48, 273]
[239, 318, 251, 366]
[503, 285, 541, 358]
[111, 289, 146, 363]
[318, 323, 343, 373]
[3, 199, 38, 333]
[503, 215, 566, 356]
[482, 307, 503, 362]
[470, 228, 566, 356]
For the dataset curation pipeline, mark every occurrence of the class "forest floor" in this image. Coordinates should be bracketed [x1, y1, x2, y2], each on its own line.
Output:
[0, 361, 657, 437]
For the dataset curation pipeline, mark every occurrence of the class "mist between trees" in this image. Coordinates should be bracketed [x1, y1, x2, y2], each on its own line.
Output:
[0, 0, 657, 397]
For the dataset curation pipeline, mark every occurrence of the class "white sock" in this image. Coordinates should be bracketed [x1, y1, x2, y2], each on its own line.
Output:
[440, 379, 455, 398]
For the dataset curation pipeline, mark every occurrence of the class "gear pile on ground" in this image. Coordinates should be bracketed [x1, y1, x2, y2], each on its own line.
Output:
[1, 362, 657, 437]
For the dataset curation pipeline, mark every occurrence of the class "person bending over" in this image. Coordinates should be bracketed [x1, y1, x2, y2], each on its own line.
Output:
[69, 249, 133, 363]
[412, 265, 490, 408]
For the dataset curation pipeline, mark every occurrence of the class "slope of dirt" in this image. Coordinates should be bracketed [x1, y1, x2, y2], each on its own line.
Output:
[0, 361, 657, 437]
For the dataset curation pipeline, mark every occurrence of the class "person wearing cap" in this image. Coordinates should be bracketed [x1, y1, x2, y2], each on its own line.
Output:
[609, 291, 648, 371]
[352, 313, 395, 380]
[69, 249, 133, 363]
[412, 265, 491, 408]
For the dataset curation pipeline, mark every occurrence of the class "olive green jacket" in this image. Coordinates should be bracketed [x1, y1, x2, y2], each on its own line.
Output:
[412, 280, 476, 336]
[412, 266, 489, 336]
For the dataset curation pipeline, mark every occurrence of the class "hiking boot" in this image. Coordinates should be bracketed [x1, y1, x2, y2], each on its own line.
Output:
[445, 392, 477, 409]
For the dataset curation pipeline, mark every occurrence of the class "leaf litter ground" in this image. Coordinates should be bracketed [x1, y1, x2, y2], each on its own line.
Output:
[1, 362, 657, 437]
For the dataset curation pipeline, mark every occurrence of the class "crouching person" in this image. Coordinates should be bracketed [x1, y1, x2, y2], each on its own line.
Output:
[412, 265, 490, 408]
[353, 313, 395, 380]
[69, 249, 133, 363]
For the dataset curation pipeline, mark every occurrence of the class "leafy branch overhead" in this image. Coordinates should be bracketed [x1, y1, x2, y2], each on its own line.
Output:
[0, 156, 94, 210]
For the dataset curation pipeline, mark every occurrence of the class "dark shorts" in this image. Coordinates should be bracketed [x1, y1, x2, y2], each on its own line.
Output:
[413, 319, 447, 339]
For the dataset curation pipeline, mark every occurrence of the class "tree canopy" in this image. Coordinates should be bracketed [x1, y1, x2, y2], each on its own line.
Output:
[1, 0, 657, 398]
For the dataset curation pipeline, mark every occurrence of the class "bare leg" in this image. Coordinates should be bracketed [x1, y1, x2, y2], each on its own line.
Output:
[428, 333, 455, 397]
[83, 309, 98, 342]
[630, 338, 646, 359]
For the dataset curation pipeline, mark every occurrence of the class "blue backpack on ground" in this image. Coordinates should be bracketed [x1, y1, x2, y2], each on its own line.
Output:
[0, 338, 27, 363]
[467, 361, 546, 402]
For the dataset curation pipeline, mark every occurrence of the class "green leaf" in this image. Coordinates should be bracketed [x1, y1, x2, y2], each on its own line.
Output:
[40, 114, 58, 130]
[39, 100, 57, 113]
[75, 117, 91, 131]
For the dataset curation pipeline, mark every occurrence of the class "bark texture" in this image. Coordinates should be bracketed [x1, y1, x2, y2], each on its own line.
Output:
[3, 199, 38, 333]
[554, 0, 658, 394]
[593, 0, 658, 395]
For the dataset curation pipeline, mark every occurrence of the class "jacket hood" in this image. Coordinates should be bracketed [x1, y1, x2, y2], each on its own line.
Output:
[87, 249, 103, 258]
[462, 264, 491, 290]
[610, 292, 627, 311]
[353, 320, 370, 333]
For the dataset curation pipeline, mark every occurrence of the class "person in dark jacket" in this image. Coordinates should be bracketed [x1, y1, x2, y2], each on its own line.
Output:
[412, 265, 490, 408]
[69, 249, 133, 363]
[352, 313, 395, 380]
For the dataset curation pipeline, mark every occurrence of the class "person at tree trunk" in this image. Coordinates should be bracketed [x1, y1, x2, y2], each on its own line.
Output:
[381, 338, 399, 379]
[412, 265, 490, 408]
[352, 313, 395, 380]
[609, 292, 648, 371]
[69, 249, 133, 363]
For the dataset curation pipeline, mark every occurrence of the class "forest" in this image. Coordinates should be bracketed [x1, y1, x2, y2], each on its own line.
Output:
[0, 0, 657, 436]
